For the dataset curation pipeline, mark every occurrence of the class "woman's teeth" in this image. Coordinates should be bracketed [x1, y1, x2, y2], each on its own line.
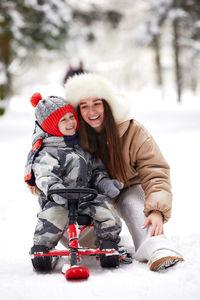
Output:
[89, 116, 100, 120]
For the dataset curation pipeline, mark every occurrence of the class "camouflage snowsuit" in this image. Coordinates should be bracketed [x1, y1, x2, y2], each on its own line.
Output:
[29, 133, 121, 249]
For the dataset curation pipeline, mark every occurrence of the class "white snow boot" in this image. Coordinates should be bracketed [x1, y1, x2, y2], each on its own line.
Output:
[148, 249, 184, 271]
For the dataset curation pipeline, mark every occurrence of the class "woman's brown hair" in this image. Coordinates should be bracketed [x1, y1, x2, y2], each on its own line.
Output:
[77, 100, 128, 184]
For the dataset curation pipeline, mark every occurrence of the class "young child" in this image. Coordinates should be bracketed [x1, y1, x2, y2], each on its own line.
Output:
[25, 93, 123, 272]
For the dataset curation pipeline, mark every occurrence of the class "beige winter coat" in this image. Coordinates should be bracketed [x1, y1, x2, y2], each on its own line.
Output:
[118, 119, 172, 223]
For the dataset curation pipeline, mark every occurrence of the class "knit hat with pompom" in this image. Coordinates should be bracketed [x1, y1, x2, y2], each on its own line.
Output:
[30, 93, 79, 136]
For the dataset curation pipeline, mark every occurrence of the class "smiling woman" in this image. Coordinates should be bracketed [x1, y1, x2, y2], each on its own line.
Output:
[79, 97, 104, 132]
[64, 73, 184, 271]
[77, 98, 127, 184]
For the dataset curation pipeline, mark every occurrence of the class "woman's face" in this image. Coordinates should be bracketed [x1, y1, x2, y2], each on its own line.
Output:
[79, 97, 104, 132]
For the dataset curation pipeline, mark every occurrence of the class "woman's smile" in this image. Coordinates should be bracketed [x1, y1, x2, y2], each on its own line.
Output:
[88, 115, 100, 120]
[79, 97, 104, 132]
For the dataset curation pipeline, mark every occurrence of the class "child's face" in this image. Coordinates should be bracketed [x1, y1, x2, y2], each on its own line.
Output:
[58, 112, 77, 136]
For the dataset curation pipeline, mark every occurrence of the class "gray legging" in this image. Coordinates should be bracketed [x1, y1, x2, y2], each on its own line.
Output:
[116, 184, 181, 261]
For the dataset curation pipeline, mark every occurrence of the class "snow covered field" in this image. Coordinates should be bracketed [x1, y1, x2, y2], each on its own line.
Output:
[0, 86, 200, 300]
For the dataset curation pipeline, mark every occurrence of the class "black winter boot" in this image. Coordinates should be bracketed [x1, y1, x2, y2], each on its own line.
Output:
[100, 240, 119, 268]
[30, 245, 52, 272]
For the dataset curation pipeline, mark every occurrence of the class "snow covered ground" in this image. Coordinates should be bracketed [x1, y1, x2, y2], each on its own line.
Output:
[0, 85, 200, 300]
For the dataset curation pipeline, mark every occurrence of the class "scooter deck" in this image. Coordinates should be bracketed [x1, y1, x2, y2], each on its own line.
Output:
[33, 248, 117, 258]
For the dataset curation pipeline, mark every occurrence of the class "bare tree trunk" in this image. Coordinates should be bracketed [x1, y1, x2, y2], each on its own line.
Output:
[153, 35, 163, 87]
[0, 17, 12, 115]
[173, 18, 182, 103]
[191, 53, 198, 93]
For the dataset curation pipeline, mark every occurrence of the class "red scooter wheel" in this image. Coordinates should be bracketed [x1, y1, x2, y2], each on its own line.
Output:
[64, 266, 90, 280]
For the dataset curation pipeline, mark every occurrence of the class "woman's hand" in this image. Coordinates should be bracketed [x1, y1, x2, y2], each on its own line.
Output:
[142, 210, 164, 237]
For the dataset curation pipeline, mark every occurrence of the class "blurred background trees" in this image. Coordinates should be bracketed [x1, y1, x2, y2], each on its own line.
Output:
[143, 0, 200, 102]
[0, 0, 70, 115]
[0, 0, 200, 115]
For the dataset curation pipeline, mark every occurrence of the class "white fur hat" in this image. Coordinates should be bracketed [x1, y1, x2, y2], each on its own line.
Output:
[64, 73, 130, 124]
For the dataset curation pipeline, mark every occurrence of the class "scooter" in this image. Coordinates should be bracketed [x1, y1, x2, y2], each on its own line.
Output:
[32, 187, 131, 280]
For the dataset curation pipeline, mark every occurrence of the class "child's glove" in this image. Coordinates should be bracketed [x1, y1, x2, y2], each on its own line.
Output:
[98, 178, 124, 198]
[51, 194, 67, 205]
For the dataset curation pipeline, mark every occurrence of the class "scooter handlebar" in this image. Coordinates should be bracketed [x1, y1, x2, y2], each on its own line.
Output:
[47, 187, 98, 202]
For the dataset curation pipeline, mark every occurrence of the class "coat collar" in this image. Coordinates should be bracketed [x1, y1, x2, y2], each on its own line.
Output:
[118, 120, 131, 137]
